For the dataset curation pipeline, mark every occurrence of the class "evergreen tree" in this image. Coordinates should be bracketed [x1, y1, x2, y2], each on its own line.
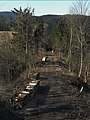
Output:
[34, 17, 44, 54]
[52, 16, 70, 59]
[11, 7, 35, 77]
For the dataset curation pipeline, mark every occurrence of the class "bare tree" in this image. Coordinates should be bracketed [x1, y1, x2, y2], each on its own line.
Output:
[70, 0, 90, 80]
[66, 15, 73, 72]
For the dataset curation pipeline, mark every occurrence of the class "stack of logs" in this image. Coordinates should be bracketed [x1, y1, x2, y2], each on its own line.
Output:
[10, 73, 40, 109]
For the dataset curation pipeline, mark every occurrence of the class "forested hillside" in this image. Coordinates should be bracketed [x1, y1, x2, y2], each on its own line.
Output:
[0, 2, 90, 119]
[0, 7, 90, 80]
[0, 9, 90, 81]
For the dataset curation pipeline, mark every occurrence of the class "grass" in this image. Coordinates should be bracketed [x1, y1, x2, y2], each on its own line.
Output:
[0, 31, 13, 42]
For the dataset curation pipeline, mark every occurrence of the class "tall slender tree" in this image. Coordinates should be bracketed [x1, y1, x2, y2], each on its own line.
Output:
[70, 0, 90, 79]
[34, 17, 44, 55]
[11, 7, 35, 77]
[52, 16, 70, 59]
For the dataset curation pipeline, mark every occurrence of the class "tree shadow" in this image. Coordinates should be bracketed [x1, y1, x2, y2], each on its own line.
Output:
[38, 85, 50, 94]
[84, 84, 90, 93]
[38, 76, 48, 80]
[30, 103, 73, 116]
[58, 61, 68, 69]
[35, 85, 50, 106]
[22, 85, 50, 108]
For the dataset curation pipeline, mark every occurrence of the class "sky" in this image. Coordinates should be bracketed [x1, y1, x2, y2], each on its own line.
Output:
[0, 1, 74, 16]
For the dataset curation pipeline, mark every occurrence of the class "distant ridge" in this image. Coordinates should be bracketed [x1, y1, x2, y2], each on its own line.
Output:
[0, 11, 16, 19]
[0, 11, 63, 20]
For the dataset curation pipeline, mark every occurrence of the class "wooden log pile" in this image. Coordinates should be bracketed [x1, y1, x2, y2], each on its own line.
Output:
[10, 80, 40, 109]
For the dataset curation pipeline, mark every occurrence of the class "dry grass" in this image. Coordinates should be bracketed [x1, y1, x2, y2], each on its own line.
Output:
[0, 31, 13, 42]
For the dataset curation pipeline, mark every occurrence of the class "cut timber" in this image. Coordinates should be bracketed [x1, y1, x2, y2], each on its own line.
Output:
[33, 72, 40, 79]
[29, 82, 37, 86]
[26, 85, 33, 90]
[21, 91, 30, 94]
[29, 80, 40, 86]
[17, 93, 26, 100]
[12, 80, 40, 109]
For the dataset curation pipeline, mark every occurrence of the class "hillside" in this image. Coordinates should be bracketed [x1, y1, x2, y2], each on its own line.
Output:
[0, 11, 16, 19]
[0, 11, 90, 38]
[0, 11, 90, 120]
[0, 11, 60, 32]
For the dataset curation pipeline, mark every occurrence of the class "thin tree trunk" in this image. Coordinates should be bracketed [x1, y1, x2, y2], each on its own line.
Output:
[59, 48, 61, 59]
[68, 27, 72, 72]
[6, 60, 10, 81]
[84, 66, 88, 83]
[78, 40, 83, 77]
[25, 36, 28, 78]
[78, 25, 84, 78]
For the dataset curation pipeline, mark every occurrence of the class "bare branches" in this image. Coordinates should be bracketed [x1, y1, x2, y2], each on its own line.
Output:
[70, 0, 89, 15]
[69, 0, 90, 78]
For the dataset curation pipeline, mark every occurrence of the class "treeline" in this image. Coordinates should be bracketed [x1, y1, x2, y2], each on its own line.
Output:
[0, 15, 11, 31]
[40, 1, 90, 82]
[0, 7, 45, 82]
[0, 0, 90, 83]
[48, 1, 90, 81]
[50, 15, 90, 76]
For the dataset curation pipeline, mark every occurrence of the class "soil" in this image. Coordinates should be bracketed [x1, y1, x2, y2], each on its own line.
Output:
[0, 100, 24, 120]
[0, 54, 90, 120]
[15, 60, 90, 120]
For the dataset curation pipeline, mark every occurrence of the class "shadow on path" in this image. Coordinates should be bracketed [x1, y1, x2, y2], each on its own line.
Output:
[30, 103, 73, 116]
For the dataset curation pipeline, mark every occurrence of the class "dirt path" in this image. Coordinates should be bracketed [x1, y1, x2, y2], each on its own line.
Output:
[15, 61, 90, 120]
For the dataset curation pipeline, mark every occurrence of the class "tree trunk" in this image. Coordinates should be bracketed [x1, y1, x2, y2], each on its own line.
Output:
[84, 66, 88, 83]
[68, 27, 72, 72]
[59, 48, 61, 59]
[78, 41, 83, 77]
[25, 40, 28, 77]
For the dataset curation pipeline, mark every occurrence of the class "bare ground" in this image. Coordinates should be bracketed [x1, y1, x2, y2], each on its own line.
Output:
[15, 61, 90, 120]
